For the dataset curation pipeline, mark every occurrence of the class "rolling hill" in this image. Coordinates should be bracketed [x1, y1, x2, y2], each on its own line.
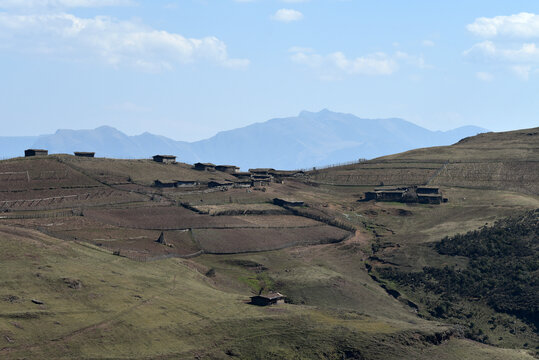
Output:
[0, 127, 536, 359]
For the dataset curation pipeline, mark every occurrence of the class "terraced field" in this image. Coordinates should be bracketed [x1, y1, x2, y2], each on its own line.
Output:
[312, 128, 539, 194]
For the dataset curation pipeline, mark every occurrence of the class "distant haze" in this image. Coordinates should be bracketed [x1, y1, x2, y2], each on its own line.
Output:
[0, 110, 487, 170]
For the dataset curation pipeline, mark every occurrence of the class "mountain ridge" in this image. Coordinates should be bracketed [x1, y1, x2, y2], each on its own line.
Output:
[0, 110, 487, 169]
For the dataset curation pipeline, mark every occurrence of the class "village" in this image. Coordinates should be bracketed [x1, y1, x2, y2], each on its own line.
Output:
[0, 148, 454, 308]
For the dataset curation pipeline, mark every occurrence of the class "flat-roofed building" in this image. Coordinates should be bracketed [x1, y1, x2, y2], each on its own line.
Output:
[215, 165, 239, 174]
[153, 155, 176, 164]
[208, 180, 234, 189]
[249, 292, 285, 306]
[24, 149, 48, 157]
[194, 162, 216, 171]
[74, 152, 95, 158]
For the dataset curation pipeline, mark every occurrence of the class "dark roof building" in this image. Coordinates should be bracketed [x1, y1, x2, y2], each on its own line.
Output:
[153, 180, 177, 188]
[249, 292, 285, 306]
[363, 186, 445, 205]
[364, 191, 378, 201]
[24, 149, 48, 157]
[215, 165, 240, 174]
[270, 170, 305, 178]
[377, 190, 407, 202]
[416, 186, 440, 194]
[252, 176, 272, 187]
[194, 162, 216, 171]
[417, 193, 443, 204]
[153, 155, 176, 164]
[208, 180, 234, 188]
[249, 168, 275, 176]
[154, 180, 199, 188]
[74, 152, 95, 157]
[232, 172, 252, 180]
[234, 180, 253, 188]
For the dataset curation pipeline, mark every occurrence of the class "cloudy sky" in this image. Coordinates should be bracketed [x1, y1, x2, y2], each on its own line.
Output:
[1, 0, 538, 140]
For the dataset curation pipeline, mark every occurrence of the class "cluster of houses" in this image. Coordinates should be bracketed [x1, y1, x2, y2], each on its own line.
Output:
[23, 150, 303, 190]
[182, 162, 305, 190]
[364, 186, 446, 204]
[148, 155, 306, 190]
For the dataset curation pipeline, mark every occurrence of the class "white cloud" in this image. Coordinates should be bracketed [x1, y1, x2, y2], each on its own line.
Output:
[0, 12, 249, 71]
[272, 8, 303, 23]
[290, 48, 399, 76]
[281, 0, 309, 2]
[464, 40, 539, 80]
[422, 39, 435, 47]
[0, 0, 133, 8]
[464, 40, 539, 63]
[290, 47, 429, 79]
[476, 71, 493, 81]
[465, 14, 539, 80]
[467, 12, 539, 38]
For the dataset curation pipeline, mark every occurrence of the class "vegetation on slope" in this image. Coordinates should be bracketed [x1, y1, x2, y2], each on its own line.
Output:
[378, 210, 538, 349]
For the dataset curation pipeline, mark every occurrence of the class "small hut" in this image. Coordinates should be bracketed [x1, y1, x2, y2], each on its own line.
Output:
[24, 149, 48, 157]
[250, 292, 285, 306]
[74, 152, 95, 158]
[194, 163, 216, 171]
[270, 170, 305, 179]
[249, 168, 275, 176]
[215, 165, 239, 174]
[208, 180, 233, 189]
[363, 186, 445, 205]
[232, 172, 252, 180]
[417, 194, 443, 204]
[153, 180, 177, 188]
[416, 186, 440, 195]
[233, 180, 253, 188]
[153, 155, 176, 164]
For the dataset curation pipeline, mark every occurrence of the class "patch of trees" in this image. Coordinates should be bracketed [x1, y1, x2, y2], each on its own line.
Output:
[379, 209, 538, 329]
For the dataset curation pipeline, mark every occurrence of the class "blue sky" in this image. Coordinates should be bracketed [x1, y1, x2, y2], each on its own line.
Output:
[0, 0, 538, 140]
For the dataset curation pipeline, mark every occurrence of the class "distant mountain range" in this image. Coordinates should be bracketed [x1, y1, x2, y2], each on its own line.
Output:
[0, 109, 488, 170]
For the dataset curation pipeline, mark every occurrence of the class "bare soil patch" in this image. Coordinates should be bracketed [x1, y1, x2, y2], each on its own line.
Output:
[194, 226, 350, 254]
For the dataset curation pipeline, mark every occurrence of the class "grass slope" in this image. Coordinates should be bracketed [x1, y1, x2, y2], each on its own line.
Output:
[1, 225, 532, 359]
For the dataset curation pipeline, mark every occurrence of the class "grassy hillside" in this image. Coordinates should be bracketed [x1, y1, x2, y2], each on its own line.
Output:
[1, 225, 535, 359]
[311, 127, 539, 194]
[0, 128, 538, 359]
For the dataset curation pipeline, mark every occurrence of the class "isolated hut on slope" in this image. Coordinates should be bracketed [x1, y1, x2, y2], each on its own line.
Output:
[250, 292, 285, 306]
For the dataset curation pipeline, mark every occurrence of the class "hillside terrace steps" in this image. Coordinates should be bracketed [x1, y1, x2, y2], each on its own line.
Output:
[426, 160, 449, 185]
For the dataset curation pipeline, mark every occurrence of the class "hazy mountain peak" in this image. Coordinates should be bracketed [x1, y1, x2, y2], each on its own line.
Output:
[299, 108, 339, 118]
[1, 111, 488, 169]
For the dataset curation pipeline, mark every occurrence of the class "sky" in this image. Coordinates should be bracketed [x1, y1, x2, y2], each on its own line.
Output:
[0, 0, 538, 141]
